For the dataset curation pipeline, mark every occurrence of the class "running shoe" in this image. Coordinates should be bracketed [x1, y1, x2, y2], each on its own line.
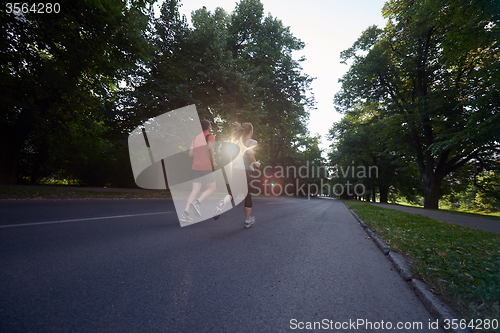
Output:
[180, 212, 193, 224]
[213, 200, 225, 220]
[244, 216, 255, 228]
[190, 200, 201, 217]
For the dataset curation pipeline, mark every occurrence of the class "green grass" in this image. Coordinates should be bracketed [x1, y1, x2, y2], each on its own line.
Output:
[0, 187, 171, 199]
[344, 200, 500, 327]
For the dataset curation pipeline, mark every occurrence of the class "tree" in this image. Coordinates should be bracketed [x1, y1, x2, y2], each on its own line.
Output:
[328, 102, 417, 203]
[131, 0, 314, 170]
[335, 0, 500, 209]
[1, 0, 154, 184]
[226, 0, 314, 167]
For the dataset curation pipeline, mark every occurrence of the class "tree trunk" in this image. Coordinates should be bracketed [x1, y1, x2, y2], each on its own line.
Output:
[379, 185, 389, 203]
[422, 176, 441, 209]
[269, 136, 276, 168]
[0, 138, 21, 184]
[0, 159, 17, 184]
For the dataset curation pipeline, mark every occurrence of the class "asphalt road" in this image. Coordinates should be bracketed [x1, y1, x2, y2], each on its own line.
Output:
[0, 197, 442, 332]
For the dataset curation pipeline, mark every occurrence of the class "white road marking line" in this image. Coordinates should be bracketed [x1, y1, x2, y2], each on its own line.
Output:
[0, 212, 173, 229]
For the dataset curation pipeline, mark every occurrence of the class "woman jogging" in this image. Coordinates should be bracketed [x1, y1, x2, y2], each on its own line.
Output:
[214, 122, 260, 228]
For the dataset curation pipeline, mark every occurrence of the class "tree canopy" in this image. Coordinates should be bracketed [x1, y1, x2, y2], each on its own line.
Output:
[1, 0, 154, 185]
[332, 0, 500, 209]
[1, 0, 316, 186]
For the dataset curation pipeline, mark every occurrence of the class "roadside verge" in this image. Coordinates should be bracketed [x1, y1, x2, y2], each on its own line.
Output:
[343, 201, 472, 333]
[0, 185, 171, 199]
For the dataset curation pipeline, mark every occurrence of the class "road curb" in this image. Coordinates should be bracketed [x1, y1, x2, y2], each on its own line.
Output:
[343, 202, 471, 333]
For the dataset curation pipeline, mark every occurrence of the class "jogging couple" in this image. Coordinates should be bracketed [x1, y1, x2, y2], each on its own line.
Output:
[180, 121, 260, 228]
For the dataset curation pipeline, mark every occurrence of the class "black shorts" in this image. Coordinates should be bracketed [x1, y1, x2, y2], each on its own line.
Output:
[245, 170, 253, 208]
[192, 169, 215, 184]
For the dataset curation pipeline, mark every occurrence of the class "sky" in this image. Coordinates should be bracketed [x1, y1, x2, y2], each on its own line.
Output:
[174, 0, 388, 150]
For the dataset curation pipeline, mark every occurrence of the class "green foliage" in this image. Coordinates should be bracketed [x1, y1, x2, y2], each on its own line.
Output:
[443, 170, 500, 212]
[335, 0, 500, 208]
[1, 0, 316, 186]
[1, 0, 154, 184]
[328, 102, 421, 202]
[130, 0, 315, 170]
[292, 134, 326, 195]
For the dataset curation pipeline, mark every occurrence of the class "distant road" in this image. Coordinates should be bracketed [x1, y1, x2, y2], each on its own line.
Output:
[0, 197, 441, 332]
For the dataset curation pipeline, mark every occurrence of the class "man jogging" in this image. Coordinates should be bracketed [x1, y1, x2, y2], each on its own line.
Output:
[180, 120, 216, 223]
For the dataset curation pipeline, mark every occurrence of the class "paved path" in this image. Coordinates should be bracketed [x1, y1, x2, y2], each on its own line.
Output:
[0, 197, 441, 332]
[369, 203, 500, 234]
